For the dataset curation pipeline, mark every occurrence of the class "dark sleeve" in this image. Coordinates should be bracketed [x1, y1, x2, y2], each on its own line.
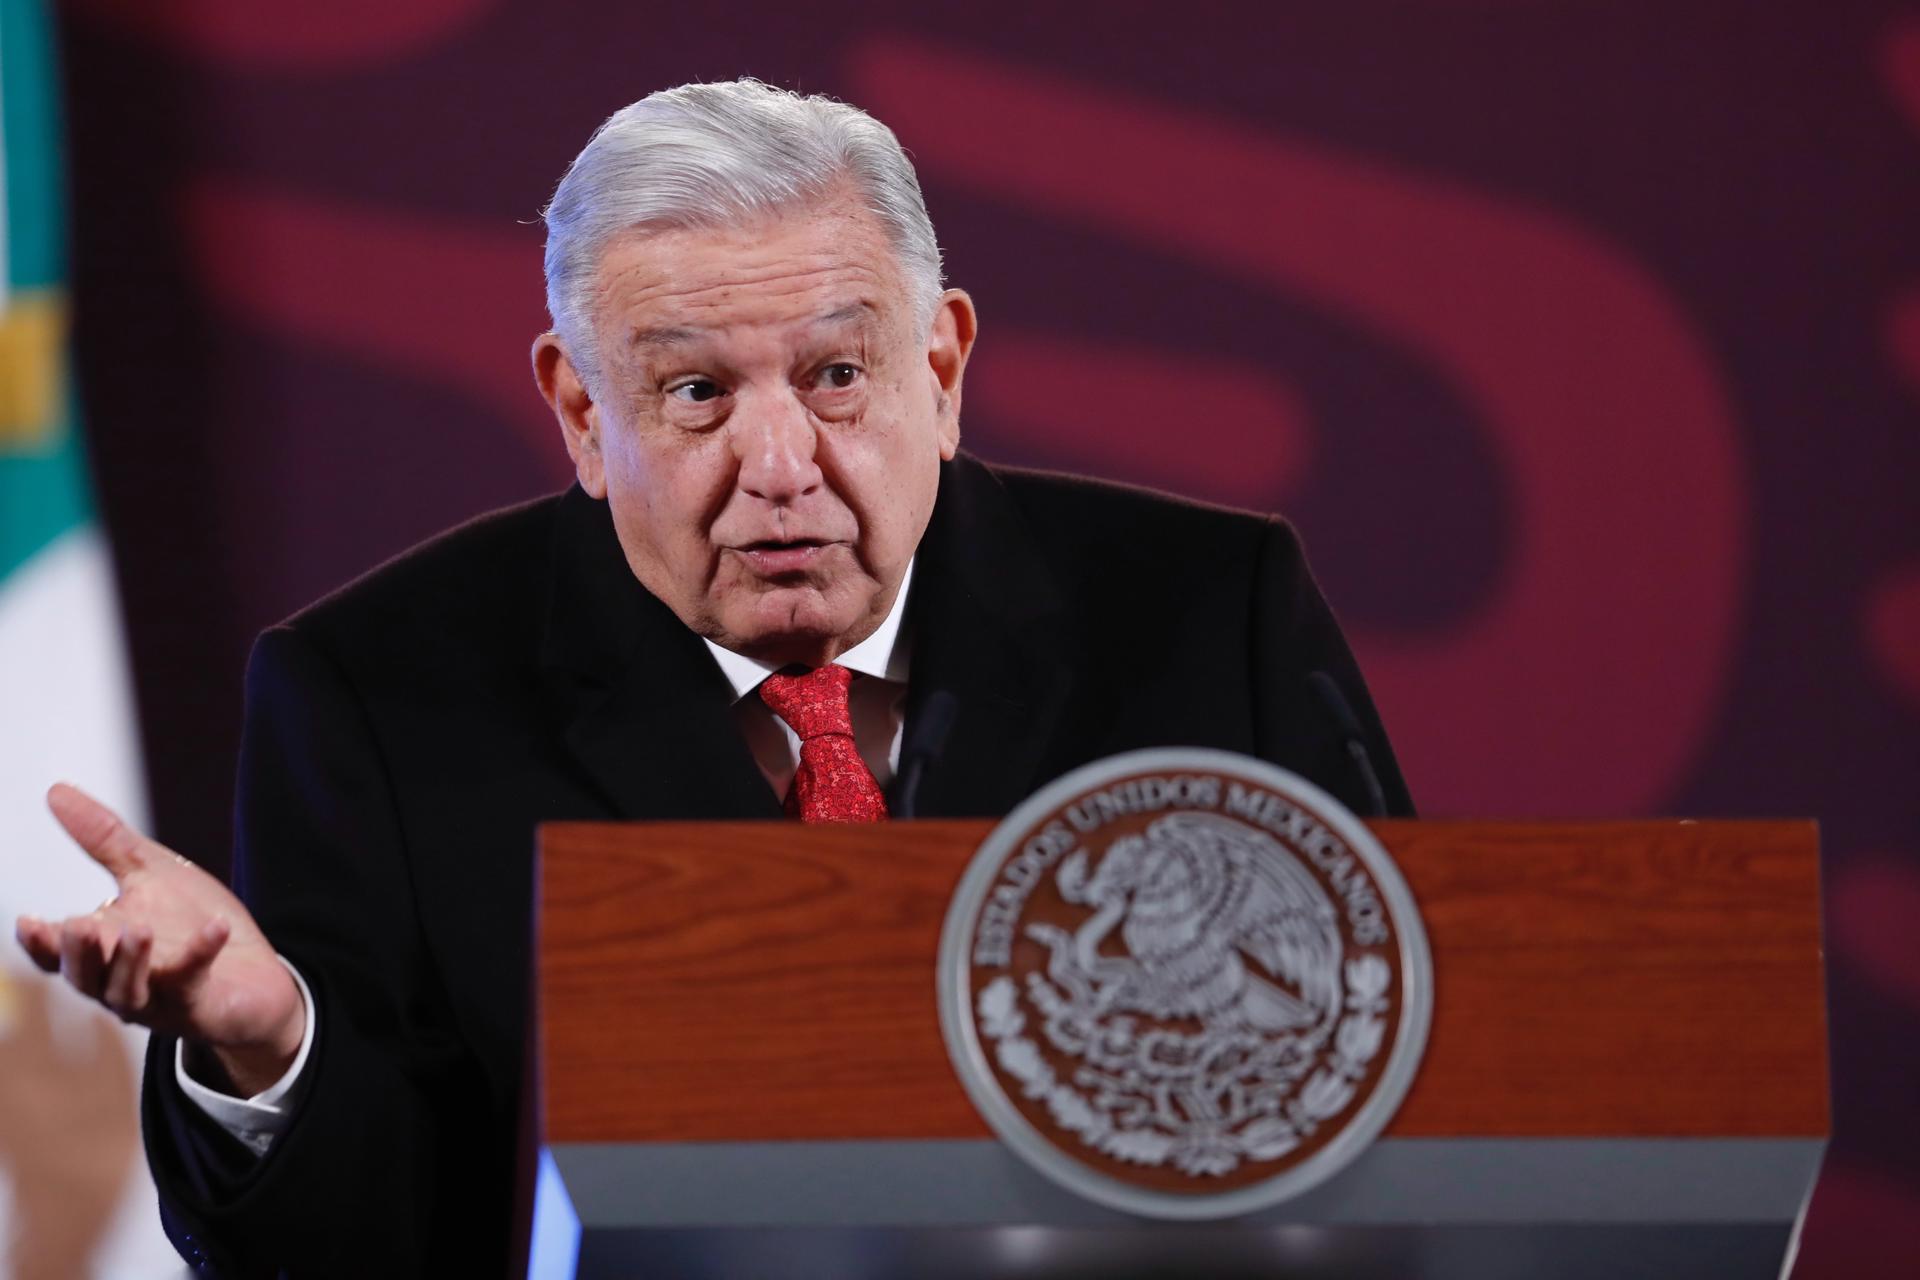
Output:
[141, 625, 482, 1277]
[1248, 516, 1415, 818]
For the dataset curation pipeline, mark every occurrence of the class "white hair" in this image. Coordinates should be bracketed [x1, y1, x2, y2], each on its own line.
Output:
[541, 79, 945, 394]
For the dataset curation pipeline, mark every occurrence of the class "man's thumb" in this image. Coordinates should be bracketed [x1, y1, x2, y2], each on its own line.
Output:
[45, 784, 149, 881]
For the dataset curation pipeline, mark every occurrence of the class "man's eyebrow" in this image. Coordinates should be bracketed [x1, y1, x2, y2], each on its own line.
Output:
[814, 302, 877, 328]
[627, 325, 703, 350]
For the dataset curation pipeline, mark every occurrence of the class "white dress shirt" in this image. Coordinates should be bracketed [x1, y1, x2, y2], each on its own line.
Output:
[172, 957, 316, 1156]
[178, 562, 917, 1150]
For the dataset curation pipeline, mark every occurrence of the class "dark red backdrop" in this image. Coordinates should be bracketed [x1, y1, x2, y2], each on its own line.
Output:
[55, 1, 1920, 1273]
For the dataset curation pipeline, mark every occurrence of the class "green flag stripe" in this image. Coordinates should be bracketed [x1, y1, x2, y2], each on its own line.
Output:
[2, 0, 66, 290]
[0, 403, 90, 581]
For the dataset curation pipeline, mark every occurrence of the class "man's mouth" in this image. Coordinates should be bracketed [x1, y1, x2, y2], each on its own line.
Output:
[734, 538, 833, 574]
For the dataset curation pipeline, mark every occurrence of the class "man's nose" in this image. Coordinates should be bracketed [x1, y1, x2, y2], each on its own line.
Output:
[732, 388, 823, 504]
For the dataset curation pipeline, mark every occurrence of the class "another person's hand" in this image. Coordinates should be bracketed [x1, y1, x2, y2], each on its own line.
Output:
[12, 784, 304, 1096]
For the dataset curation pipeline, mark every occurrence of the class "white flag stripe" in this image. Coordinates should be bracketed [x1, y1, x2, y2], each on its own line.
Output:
[0, 525, 148, 911]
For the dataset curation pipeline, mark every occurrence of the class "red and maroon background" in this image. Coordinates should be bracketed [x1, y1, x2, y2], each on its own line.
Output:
[53, 1, 1920, 1273]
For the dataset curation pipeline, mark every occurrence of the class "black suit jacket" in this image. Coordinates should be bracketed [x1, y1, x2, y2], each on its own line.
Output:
[142, 453, 1410, 1276]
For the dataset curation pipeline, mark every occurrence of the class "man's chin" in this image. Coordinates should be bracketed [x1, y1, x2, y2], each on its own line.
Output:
[714, 589, 872, 666]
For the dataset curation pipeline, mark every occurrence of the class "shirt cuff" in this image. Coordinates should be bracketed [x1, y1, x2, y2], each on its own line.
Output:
[173, 955, 316, 1158]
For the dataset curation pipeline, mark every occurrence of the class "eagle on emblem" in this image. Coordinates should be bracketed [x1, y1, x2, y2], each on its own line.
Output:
[1052, 812, 1344, 1038]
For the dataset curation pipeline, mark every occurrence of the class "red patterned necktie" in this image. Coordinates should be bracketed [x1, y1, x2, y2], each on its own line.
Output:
[758, 664, 890, 823]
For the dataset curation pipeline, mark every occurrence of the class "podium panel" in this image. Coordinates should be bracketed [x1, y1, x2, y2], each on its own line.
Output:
[529, 820, 1826, 1278]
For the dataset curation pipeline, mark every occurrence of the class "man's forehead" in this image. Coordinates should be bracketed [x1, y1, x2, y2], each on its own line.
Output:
[595, 198, 909, 343]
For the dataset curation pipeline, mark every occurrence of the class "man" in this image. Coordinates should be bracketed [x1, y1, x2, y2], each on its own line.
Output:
[14, 80, 1409, 1275]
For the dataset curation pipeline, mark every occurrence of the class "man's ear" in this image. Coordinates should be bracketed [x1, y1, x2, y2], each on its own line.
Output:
[533, 333, 606, 498]
[926, 290, 977, 461]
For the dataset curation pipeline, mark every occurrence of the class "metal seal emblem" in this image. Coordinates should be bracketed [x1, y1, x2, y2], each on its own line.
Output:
[938, 748, 1432, 1218]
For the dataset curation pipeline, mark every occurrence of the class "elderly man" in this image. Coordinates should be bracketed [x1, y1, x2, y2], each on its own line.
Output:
[15, 80, 1409, 1274]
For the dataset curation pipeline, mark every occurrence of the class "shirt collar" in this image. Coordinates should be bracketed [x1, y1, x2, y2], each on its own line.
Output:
[702, 557, 915, 703]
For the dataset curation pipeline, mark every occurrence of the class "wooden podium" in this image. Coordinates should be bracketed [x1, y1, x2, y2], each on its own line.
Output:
[524, 820, 1826, 1279]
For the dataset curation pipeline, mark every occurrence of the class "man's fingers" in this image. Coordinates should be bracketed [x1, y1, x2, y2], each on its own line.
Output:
[46, 782, 150, 880]
[129, 929, 153, 1010]
[101, 926, 153, 1019]
[58, 917, 110, 999]
[13, 916, 63, 973]
[175, 916, 231, 973]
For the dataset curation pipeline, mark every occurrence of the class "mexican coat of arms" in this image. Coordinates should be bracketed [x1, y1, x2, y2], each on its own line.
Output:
[939, 748, 1431, 1218]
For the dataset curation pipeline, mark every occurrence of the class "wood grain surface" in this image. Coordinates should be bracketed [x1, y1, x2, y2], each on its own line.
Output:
[537, 820, 1827, 1144]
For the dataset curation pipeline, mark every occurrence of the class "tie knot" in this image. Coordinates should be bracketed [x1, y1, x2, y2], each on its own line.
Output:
[759, 664, 856, 740]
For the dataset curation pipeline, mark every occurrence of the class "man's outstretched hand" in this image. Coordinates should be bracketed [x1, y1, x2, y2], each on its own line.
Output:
[12, 784, 305, 1096]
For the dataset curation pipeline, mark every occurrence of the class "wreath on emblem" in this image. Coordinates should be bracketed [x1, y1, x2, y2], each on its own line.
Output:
[976, 813, 1392, 1177]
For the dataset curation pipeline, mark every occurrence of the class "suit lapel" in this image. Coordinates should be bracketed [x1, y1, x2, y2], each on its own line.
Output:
[901, 456, 1074, 818]
[538, 487, 780, 821]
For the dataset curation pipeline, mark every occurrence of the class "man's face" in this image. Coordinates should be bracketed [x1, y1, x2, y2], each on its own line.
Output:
[536, 192, 974, 667]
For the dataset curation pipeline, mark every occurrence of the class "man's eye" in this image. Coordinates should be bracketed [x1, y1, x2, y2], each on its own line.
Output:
[668, 379, 723, 403]
[814, 363, 862, 390]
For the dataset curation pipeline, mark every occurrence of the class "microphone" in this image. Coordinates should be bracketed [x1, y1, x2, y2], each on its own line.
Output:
[893, 691, 958, 820]
[1307, 671, 1388, 819]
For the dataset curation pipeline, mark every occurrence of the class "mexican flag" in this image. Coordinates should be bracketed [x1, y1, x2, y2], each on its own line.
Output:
[1, 1, 173, 1274]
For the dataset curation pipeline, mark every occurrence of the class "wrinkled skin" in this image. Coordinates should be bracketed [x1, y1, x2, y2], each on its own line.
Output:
[533, 188, 977, 668]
